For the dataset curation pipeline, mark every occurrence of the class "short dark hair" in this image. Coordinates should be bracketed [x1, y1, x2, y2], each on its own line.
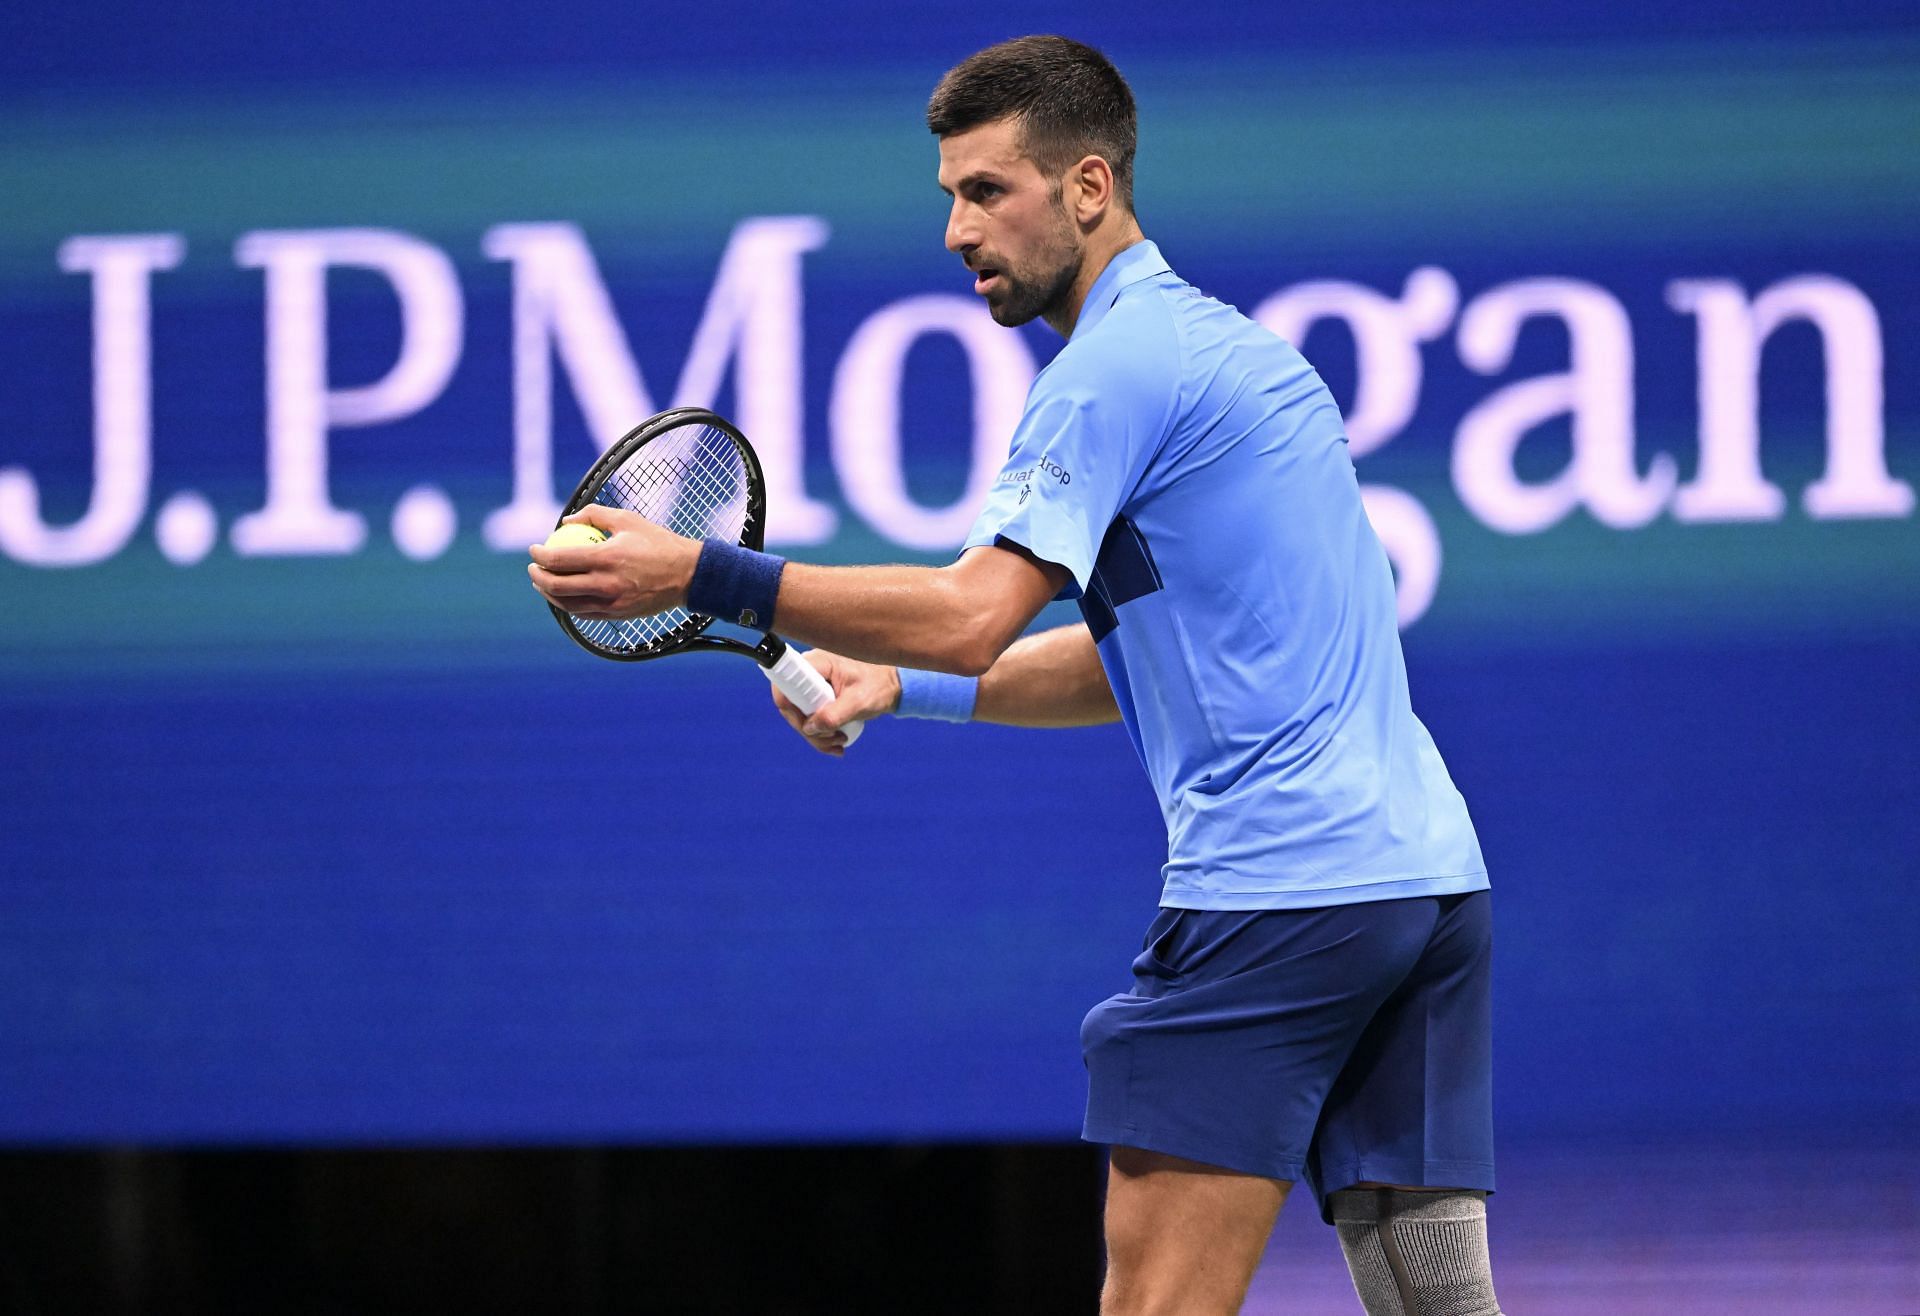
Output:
[926, 36, 1137, 211]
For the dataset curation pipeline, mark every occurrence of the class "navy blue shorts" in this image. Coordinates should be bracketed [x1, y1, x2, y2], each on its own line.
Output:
[1081, 889, 1495, 1224]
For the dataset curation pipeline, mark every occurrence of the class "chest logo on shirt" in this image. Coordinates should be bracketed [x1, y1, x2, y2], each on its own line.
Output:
[1079, 516, 1164, 643]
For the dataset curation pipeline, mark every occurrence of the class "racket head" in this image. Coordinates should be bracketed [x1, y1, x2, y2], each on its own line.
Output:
[549, 408, 768, 662]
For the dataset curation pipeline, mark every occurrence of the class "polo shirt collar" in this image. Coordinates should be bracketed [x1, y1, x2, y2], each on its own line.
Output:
[1070, 239, 1171, 341]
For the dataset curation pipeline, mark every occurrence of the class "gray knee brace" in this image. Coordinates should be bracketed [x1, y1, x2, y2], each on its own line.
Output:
[1330, 1187, 1504, 1316]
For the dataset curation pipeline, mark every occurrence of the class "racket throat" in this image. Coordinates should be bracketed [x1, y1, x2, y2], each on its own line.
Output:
[750, 633, 791, 669]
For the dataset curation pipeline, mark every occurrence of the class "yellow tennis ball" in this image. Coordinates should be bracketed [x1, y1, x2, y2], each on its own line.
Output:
[545, 522, 608, 549]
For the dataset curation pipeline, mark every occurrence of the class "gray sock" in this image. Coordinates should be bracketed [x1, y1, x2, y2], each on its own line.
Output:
[1330, 1187, 1504, 1316]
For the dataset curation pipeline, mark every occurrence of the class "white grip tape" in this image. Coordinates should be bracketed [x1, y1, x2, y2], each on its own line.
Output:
[763, 646, 865, 747]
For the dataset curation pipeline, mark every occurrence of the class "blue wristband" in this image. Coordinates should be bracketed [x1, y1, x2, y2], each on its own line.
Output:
[894, 668, 979, 722]
[686, 539, 786, 629]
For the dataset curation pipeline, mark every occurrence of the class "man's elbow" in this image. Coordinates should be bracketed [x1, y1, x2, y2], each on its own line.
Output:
[925, 550, 1054, 676]
[926, 610, 1018, 678]
[945, 640, 1000, 679]
[919, 627, 1001, 678]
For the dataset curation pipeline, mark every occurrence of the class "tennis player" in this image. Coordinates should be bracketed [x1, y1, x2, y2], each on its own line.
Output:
[529, 35, 1501, 1316]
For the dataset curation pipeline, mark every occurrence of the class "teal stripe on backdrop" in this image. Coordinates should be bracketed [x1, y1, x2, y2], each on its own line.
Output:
[1, 36, 1916, 286]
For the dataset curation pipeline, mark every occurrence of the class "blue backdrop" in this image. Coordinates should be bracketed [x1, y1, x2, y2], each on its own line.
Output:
[2, 1, 1916, 1145]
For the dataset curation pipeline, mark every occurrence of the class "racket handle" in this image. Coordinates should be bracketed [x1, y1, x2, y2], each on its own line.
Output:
[763, 645, 866, 748]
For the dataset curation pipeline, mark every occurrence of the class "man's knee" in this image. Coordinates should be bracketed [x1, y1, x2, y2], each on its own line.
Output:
[1330, 1186, 1503, 1316]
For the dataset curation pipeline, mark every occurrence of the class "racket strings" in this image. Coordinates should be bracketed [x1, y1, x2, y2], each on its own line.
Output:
[572, 423, 753, 655]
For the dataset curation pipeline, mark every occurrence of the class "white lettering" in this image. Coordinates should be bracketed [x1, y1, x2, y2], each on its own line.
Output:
[10, 229, 1907, 578]
[1254, 267, 1457, 458]
[829, 295, 1035, 550]
[480, 218, 836, 549]
[1453, 278, 1676, 534]
[1668, 276, 1910, 521]
[1257, 268, 1458, 623]
[231, 229, 464, 555]
[0, 234, 184, 567]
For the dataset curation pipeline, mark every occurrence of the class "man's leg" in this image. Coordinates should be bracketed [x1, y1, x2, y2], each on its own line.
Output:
[1329, 1183, 1502, 1316]
[1081, 900, 1452, 1313]
[1100, 1147, 1288, 1316]
[1306, 892, 1499, 1313]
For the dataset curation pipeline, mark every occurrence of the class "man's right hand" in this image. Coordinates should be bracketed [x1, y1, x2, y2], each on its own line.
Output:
[768, 649, 900, 757]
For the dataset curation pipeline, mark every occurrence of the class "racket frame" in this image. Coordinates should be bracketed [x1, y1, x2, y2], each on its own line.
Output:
[549, 407, 780, 666]
[546, 406, 866, 746]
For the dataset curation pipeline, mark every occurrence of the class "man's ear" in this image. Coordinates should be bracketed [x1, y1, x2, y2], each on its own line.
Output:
[1071, 154, 1115, 226]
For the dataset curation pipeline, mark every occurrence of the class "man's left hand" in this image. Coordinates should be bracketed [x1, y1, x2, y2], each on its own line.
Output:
[527, 506, 702, 620]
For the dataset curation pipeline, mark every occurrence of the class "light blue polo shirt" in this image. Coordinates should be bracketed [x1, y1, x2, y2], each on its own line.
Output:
[963, 240, 1487, 910]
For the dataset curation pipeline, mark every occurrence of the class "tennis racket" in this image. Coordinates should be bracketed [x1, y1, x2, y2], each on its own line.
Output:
[546, 406, 864, 747]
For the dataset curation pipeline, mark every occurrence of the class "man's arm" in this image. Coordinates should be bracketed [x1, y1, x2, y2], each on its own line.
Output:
[774, 546, 1065, 677]
[767, 622, 1116, 755]
[973, 623, 1118, 727]
[526, 509, 1065, 677]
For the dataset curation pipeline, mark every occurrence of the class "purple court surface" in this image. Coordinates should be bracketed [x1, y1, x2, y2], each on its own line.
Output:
[1245, 1138, 1920, 1315]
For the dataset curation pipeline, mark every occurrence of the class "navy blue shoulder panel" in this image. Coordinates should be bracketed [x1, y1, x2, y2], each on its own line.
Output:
[1078, 516, 1165, 642]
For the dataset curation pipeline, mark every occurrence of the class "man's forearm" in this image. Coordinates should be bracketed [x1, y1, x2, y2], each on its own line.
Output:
[531, 517, 1069, 680]
[774, 548, 1062, 677]
[772, 562, 989, 673]
[972, 623, 1119, 727]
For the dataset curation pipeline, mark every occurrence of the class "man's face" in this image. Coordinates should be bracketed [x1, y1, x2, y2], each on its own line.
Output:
[937, 118, 1082, 328]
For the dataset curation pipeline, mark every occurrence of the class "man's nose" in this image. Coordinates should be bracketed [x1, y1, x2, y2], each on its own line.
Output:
[945, 199, 979, 255]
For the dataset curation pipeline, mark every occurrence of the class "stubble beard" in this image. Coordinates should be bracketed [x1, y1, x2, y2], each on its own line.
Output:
[984, 204, 1083, 329]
